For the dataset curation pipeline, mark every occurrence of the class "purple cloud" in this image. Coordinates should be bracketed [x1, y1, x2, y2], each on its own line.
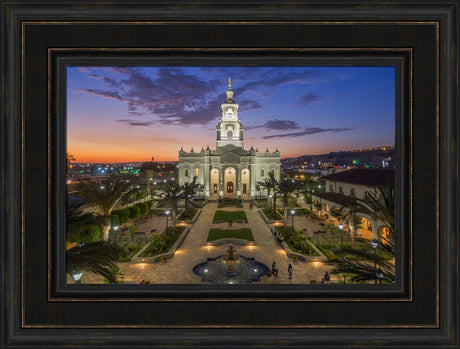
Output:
[262, 127, 350, 139]
[117, 119, 156, 127]
[264, 119, 299, 130]
[296, 92, 321, 106]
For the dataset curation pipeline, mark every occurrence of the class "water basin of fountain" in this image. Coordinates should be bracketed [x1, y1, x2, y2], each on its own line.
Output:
[193, 244, 268, 284]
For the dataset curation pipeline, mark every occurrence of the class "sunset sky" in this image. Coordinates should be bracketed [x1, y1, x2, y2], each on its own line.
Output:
[67, 66, 395, 163]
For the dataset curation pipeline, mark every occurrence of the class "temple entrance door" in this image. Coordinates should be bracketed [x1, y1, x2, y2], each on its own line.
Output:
[227, 182, 234, 193]
[241, 168, 250, 197]
[210, 169, 219, 197]
[224, 167, 236, 196]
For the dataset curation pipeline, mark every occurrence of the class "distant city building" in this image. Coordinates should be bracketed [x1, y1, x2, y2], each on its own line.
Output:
[311, 168, 394, 241]
[178, 79, 281, 197]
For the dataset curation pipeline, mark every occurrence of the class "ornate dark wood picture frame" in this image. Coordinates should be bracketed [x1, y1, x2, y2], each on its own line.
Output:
[1, 1, 458, 348]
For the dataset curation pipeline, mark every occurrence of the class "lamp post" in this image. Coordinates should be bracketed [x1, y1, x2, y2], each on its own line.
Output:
[371, 240, 378, 283]
[290, 209, 295, 233]
[165, 210, 170, 231]
[72, 272, 83, 284]
[338, 222, 344, 250]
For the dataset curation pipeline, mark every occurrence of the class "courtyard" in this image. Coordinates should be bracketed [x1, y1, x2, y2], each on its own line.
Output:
[69, 198, 339, 285]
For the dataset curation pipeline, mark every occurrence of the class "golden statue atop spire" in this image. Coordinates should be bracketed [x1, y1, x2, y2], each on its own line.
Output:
[225, 77, 235, 103]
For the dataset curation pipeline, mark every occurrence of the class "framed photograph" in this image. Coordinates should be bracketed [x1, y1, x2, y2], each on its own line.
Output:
[2, 1, 458, 348]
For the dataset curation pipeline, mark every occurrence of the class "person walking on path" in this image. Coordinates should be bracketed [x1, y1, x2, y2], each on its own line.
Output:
[288, 264, 293, 279]
[272, 261, 278, 277]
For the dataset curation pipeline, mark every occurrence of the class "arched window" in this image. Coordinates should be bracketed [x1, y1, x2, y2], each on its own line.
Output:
[365, 191, 370, 200]
[195, 168, 199, 177]
[184, 169, 189, 177]
[350, 188, 356, 197]
[260, 169, 265, 177]
[329, 184, 334, 192]
[227, 130, 233, 138]
[339, 186, 343, 194]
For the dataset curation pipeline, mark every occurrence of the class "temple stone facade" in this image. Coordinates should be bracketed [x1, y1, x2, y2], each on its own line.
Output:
[178, 80, 280, 198]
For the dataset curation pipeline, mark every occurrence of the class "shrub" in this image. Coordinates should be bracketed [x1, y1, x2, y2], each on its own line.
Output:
[115, 208, 130, 224]
[127, 225, 138, 235]
[324, 223, 340, 233]
[136, 202, 149, 216]
[73, 225, 101, 243]
[277, 226, 319, 256]
[140, 226, 186, 257]
[110, 214, 120, 227]
[128, 205, 141, 219]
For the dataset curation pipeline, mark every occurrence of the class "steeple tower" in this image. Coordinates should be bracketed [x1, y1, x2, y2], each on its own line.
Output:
[216, 79, 244, 148]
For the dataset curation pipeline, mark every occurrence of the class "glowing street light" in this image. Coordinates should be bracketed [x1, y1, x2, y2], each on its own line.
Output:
[338, 222, 344, 251]
[165, 210, 170, 230]
[290, 209, 296, 233]
[371, 240, 378, 281]
[72, 272, 83, 284]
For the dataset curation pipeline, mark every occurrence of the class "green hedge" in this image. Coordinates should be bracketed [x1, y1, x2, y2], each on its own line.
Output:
[110, 214, 120, 227]
[113, 208, 130, 224]
[128, 205, 141, 219]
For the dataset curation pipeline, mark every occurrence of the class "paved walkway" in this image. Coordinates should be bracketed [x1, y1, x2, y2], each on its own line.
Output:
[73, 200, 335, 285]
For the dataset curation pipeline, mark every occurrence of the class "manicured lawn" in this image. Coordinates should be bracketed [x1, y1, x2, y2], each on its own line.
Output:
[213, 210, 248, 222]
[207, 228, 255, 241]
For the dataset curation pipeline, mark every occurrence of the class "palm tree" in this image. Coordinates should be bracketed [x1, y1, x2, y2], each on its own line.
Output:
[155, 181, 182, 226]
[76, 174, 135, 240]
[332, 186, 396, 284]
[276, 176, 302, 221]
[344, 213, 364, 249]
[354, 186, 395, 242]
[330, 206, 344, 224]
[66, 199, 104, 244]
[333, 237, 395, 284]
[257, 176, 275, 209]
[143, 169, 155, 199]
[66, 241, 123, 283]
[301, 176, 316, 206]
[181, 176, 199, 216]
[267, 172, 280, 218]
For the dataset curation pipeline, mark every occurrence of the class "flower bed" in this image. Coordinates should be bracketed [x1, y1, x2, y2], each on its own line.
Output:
[140, 226, 186, 257]
[276, 226, 319, 256]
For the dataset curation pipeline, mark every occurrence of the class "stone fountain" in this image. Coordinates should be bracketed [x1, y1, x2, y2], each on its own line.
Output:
[193, 244, 269, 284]
[222, 244, 240, 274]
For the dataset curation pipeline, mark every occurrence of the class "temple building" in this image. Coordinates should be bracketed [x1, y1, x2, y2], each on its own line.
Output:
[178, 79, 281, 198]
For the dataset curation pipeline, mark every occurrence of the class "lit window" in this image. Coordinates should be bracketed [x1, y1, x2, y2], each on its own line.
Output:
[195, 168, 199, 177]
